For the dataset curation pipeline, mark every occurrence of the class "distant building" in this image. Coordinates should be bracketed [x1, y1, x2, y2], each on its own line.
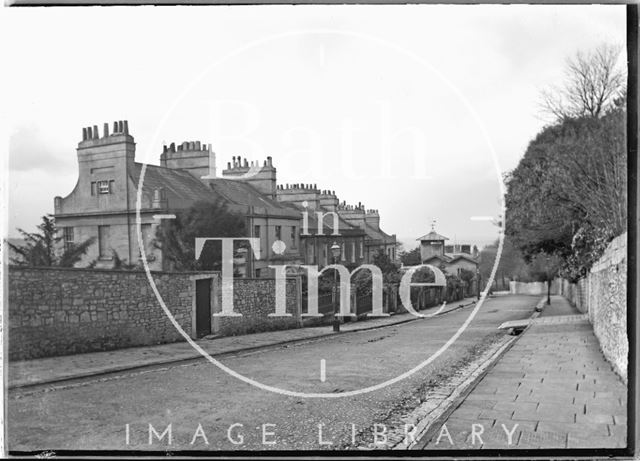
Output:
[275, 184, 397, 264]
[53, 121, 303, 274]
[53, 120, 396, 275]
[417, 225, 478, 276]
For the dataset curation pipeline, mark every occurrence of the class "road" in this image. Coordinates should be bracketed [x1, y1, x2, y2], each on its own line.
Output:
[8, 295, 540, 452]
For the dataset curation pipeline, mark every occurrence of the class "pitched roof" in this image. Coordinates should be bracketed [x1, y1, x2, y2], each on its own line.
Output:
[364, 222, 395, 244]
[417, 230, 449, 241]
[286, 204, 364, 236]
[131, 163, 298, 218]
[422, 254, 452, 263]
[423, 253, 479, 265]
[131, 163, 214, 204]
[447, 253, 479, 264]
[206, 179, 299, 217]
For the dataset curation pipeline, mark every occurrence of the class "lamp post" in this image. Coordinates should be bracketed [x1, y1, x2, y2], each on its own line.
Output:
[546, 255, 551, 305]
[476, 268, 481, 300]
[331, 241, 341, 332]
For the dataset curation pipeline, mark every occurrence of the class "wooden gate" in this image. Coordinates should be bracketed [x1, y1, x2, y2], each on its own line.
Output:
[195, 278, 212, 338]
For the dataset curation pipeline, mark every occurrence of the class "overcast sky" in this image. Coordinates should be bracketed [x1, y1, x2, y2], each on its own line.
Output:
[2, 5, 626, 250]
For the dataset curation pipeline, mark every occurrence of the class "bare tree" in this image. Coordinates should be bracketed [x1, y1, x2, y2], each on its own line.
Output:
[540, 44, 626, 122]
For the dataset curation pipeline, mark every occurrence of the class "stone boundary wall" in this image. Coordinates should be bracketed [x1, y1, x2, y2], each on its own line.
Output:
[559, 278, 589, 314]
[509, 279, 561, 296]
[9, 267, 306, 361]
[213, 277, 302, 336]
[8, 266, 197, 360]
[560, 233, 628, 382]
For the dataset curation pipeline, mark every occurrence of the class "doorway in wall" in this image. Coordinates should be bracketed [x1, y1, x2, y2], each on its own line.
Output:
[195, 278, 212, 338]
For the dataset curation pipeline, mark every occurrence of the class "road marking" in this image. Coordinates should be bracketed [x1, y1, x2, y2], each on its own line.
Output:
[320, 359, 326, 382]
[153, 214, 176, 220]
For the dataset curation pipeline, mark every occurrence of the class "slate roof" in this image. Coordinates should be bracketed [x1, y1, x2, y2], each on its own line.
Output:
[422, 253, 478, 264]
[131, 163, 299, 218]
[286, 204, 364, 236]
[447, 253, 479, 264]
[422, 254, 451, 263]
[416, 230, 450, 241]
[364, 222, 394, 244]
[206, 179, 300, 218]
[132, 163, 213, 203]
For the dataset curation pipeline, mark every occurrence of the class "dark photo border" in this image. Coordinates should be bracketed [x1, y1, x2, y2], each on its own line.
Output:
[3, 2, 638, 459]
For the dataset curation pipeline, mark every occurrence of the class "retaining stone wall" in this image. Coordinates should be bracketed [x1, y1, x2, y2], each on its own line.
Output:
[9, 266, 195, 360]
[587, 233, 627, 382]
[562, 233, 628, 382]
[213, 278, 302, 336]
[509, 280, 561, 296]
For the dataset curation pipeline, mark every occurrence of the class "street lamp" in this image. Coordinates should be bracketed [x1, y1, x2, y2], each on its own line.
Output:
[331, 241, 341, 332]
[546, 255, 551, 305]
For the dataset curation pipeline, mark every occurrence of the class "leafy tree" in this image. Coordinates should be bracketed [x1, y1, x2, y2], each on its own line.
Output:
[478, 237, 530, 283]
[399, 246, 421, 265]
[507, 44, 626, 282]
[373, 250, 399, 276]
[525, 252, 563, 304]
[112, 250, 141, 270]
[505, 106, 626, 281]
[411, 266, 436, 284]
[154, 199, 246, 271]
[353, 249, 401, 296]
[8, 214, 95, 267]
[458, 268, 476, 284]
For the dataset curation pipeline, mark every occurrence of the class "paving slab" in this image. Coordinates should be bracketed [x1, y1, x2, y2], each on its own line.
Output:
[417, 296, 628, 451]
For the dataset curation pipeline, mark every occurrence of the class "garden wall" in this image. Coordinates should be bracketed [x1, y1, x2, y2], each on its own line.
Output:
[561, 233, 628, 382]
[8, 266, 196, 360]
[9, 267, 303, 361]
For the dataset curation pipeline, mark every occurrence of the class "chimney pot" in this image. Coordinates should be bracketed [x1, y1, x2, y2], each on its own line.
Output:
[103, 123, 109, 137]
[170, 142, 175, 152]
[113, 121, 118, 134]
[93, 125, 99, 139]
[123, 120, 129, 135]
[195, 141, 201, 150]
[82, 127, 87, 140]
[118, 121, 124, 133]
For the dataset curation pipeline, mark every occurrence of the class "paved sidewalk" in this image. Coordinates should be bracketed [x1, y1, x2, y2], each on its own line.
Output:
[9, 297, 477, 389]
[418, 296, 627, 450]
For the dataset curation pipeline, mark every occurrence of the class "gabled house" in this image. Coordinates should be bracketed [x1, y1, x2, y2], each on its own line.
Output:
[417, 225, 478, 276]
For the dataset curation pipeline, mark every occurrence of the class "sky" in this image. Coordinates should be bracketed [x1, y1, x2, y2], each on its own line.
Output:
[1, 4, 626, 250]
